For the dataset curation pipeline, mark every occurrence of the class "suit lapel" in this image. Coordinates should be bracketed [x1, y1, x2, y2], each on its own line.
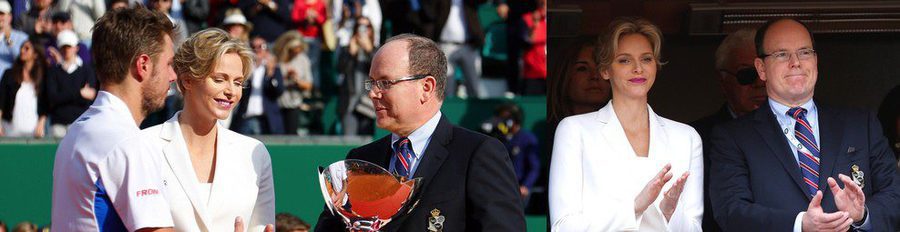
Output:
[752, 102, 811, 201]
[598, 103, 636, 158]
[816, 104, 843, 193]
[159, 116, 213, 230]
[647, 106, 668, 160]
[206, 124, 234, 227]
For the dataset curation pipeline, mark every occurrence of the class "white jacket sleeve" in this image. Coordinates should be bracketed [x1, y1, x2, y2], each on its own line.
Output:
[549, 117, 642, 231]
[666, 129, 704, 231]
[248, 142, 276, 231]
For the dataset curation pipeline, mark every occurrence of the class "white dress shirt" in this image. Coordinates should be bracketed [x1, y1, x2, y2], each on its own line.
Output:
[550, 102, 704, 231]
[388, 111, 442, 177]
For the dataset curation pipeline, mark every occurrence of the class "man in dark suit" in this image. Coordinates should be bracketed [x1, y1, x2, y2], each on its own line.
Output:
[690, 27, 765, 232]
[315, 34, 525, 232]
[709, 18, 900, 231]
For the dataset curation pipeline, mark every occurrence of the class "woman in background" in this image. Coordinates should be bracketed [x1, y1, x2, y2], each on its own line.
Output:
[273, 30, 313, 135]
[549, 17, 703, 231]
[0, 39, 47, 138]
[143, 28, 275, 231]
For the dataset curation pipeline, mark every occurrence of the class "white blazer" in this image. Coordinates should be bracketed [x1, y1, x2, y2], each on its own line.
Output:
[143, 113, 276, 232]
[549, 102, 703, 231]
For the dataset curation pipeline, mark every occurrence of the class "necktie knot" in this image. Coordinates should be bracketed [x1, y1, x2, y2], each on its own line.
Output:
[787, 107, 808, 120]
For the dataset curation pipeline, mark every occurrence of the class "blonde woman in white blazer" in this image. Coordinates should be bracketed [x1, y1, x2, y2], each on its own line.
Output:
[549, 18, 703, 231]
[143, 28, 275, 232]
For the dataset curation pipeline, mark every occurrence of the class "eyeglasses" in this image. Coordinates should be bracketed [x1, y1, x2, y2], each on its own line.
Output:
[719, 67, 759, 86]
[760, 48, 816, 62]
[364, 74, 429, 91]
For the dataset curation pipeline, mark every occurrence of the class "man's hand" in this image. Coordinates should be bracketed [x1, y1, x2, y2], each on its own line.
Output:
[234, 216, 274, 232]
[660, 171, 690, 221]
[34, 122, 45, 138]
[634, 163, 673, 218]
[829, 174, 866, 222]
[802, 191, 853, 232]
[519, 185, 529, 198]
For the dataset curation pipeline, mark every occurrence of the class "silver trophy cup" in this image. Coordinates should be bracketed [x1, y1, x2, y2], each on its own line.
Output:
[318, 159, 423, 232]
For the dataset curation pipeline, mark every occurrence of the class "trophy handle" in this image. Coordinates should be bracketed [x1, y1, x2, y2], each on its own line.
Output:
[318, 166, 338, 215]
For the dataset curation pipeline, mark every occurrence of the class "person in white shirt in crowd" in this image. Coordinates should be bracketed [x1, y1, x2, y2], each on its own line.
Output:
[0, 0, 29, 81]
[43, 29, 96, 137]
[0, 39, 48, 138]
[51, 6, 177, 231]
[143, 28, 275, 232]
[230, 36, 284, 135]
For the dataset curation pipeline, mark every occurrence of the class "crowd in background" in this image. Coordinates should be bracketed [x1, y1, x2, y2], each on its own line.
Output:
[0, 0, 548, 138]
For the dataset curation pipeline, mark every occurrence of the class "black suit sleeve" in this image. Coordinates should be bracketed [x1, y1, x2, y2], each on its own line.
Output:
[465, 137, 526, 231]
[264, 67, 284, 99]
[709, 124, 798, 231]
[862, 111, 900, 229]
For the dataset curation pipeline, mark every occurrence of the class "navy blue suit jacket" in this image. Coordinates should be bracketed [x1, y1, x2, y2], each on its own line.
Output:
[315, 116, 526, 232]
[709, 100, 900, 231]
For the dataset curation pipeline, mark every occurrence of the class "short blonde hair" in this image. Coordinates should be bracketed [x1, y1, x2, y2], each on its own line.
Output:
[596, 17, 665, 72]
[174, 28, 254, 92]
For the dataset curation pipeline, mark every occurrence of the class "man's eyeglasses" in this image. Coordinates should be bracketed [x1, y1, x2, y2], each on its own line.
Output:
[364, 74, 429, 91]
[720, 67, 759, 86]
[760, 48, 816, 63]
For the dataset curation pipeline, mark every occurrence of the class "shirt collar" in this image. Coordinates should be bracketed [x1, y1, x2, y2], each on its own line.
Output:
[94, 91, 139, 128]
[391, 111, 442, 159]
[769, 98, 817, 126]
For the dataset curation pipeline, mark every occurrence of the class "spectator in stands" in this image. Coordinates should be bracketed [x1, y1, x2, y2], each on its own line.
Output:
[243, 0, 290, 42]
[484, 102, 540, 207]
[290, 0, 324, 89]
[520, 0, 545, 95]
[274, 30, 312, 135]
[231, 36, 284, 134]
[337, 16, 375, 135]
[0, 0, 28, 79]
[13, 0, 53, 39]
[149, 0, 189, 44]
[45, 12, 90, 66]
[44, 29, 97, 137]
[222, 8, 251, 42]
[0, 39, 47, 137]
[56, 0, 104, 45]
[276, 212, 310, 232]
[879, 84, 900, 159]
[547, 35, 610, 131]
[11, 222, 35, 232]
[332, 0, 381, 45]
[144, 28, 275, 232]
[689, 27, 762, 232]
[432, 0, 486, 98]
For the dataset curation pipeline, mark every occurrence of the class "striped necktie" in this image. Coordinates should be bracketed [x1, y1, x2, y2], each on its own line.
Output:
[392, 137, 415, 178]
[788, 107, 820, 197]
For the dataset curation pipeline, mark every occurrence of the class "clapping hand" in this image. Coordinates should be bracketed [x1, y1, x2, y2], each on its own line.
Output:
[635, 163, 673, 218]
[801, 191, 853, 232]
[829, 174, 866, 222]
[660, 171, 690, 221]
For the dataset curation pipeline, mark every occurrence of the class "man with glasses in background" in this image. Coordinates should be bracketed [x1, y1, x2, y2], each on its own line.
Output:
[315, 33, 525, 232]
[708, 18, 900, 231]
[691, 27, 765, 232]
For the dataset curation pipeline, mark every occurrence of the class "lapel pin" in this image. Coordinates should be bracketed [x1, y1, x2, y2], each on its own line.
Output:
[851, 164, 865, 189]
[427, 208, 445, 232]
[847, 146, 856, 153]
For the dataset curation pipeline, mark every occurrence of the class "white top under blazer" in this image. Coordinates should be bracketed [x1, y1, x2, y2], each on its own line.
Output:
[550, 102, 703, 231]
[143, 112, 276, 232]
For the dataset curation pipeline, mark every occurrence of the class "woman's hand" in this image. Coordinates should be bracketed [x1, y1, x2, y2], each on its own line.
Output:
[635, 163, 673, 218]
[660, 172, 690, 221]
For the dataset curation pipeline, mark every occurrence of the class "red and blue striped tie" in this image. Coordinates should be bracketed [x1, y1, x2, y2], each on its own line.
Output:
[788, 107, 820, 197]
[392, 138, 415, 178]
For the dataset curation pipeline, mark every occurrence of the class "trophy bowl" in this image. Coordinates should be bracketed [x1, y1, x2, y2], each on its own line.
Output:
[318, 159, 423, 232]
